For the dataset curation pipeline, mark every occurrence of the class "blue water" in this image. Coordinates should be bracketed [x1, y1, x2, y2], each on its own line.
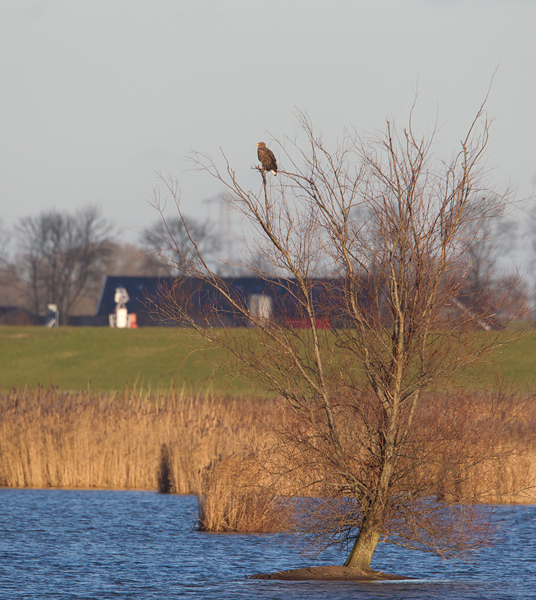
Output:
[0, 490, 534, 599]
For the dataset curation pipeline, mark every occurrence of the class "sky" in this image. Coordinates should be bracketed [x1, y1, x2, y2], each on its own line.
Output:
[1, 0, 535, 252]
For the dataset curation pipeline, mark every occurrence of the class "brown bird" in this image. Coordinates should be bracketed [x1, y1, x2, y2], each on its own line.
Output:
[256, 142, 278, 175]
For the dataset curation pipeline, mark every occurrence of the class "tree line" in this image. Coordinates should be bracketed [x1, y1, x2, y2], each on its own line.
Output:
[0, 183, 533, 326]
[0, 207, 221, 324]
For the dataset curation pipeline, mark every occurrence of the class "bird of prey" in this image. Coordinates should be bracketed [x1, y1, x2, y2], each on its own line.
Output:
[256, 142, 278, 175]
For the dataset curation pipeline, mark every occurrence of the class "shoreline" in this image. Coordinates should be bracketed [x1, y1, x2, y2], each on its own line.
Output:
[1, 487, 535, 505]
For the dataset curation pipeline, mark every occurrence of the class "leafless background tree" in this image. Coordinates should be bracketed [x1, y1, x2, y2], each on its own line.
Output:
[0, 219, 10, 270]
[141, 178, 220, 276]
[141, 213, 219, 276]
[523, 202, 536, 317]
[102, 242, 164, 277]
[0, 219, 21, 307]
[459, 211, 527, 319]
[15, 206, 114, 324]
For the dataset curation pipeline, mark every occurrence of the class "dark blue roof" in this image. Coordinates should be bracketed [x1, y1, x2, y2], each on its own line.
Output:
[96, 275, 501, 330]
[95, 276, 286, 325]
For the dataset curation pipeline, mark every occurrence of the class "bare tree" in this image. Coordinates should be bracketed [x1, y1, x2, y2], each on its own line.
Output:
[459, 212, 525, 317]
[154, 103, 524, 573]
[0, 219, 10, 270]
[523, 202, 536, 317]
[15, 206, 113, 324]
[104, 242, 167, 277]
[0, 220, 23, 306]
[141, 202, 219, 276]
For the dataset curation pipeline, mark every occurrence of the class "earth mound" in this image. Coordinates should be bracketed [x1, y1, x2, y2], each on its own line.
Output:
[250, 566, 412, 581]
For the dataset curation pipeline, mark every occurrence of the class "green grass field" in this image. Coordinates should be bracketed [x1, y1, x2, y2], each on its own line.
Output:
[0, 326, 534, 394]
[0, 326, 260, 395]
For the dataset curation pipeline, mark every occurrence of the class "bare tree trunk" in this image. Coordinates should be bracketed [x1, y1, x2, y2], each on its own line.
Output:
[344, 426, 396, 570]
[344, 519, 382, 571]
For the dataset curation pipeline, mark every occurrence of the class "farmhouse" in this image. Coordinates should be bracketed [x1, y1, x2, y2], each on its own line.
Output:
[96, 275, 342, 328]
[94, 275, 503, 330]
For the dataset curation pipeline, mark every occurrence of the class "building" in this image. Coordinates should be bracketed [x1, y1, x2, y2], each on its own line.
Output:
[95, 275, 339, 328]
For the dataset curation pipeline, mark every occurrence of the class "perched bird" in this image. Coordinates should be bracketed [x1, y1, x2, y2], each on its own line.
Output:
[256, 142, 278, 175]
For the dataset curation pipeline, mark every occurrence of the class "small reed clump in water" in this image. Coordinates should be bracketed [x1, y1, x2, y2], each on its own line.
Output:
[197, 454, 296, 533]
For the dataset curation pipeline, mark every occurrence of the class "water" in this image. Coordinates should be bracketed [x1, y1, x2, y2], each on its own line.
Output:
[0, 490, 534, 599]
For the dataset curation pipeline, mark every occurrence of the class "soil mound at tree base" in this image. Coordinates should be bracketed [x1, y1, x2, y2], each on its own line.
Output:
[250, 566, 412, 581]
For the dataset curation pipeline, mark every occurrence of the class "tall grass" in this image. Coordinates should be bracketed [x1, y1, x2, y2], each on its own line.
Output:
[0, 386, 269, 493]
[197, 454, 295, 533]
[1, 387, 535, 534]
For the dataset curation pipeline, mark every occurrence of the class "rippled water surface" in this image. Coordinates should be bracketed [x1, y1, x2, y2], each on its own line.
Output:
[0, 490, 535, 599]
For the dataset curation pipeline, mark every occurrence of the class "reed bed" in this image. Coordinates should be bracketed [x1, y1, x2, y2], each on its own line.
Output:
[1, 387, 535, 535]
[197, 454, 295, 533]
[194, 391, 536, 533]
[0, 386, 274, 493]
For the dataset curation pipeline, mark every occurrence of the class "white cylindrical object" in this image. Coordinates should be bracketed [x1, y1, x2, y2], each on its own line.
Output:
[116, 307, 128, 328]
[248, 294, 273, 325]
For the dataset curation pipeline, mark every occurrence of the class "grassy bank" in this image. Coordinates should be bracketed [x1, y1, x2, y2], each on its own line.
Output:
[0, 326, 535, 394]
[2, 326, 535, 534]
[0, 326, 259, 395]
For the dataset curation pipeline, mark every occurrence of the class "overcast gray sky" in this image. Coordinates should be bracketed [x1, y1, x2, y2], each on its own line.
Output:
[1, 0, 535, 246]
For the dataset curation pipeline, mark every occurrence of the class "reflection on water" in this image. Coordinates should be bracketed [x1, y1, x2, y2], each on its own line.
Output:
[0, 489, 534, 599]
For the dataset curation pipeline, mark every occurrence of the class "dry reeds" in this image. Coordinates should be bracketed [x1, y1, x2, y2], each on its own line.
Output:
[197, 454, 295, 533]
[0, 386, 273, 494]
[1, 387, 535, 536]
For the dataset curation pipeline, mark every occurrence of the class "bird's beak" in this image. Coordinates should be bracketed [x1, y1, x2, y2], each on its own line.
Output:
[256, 143, 259, 146]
